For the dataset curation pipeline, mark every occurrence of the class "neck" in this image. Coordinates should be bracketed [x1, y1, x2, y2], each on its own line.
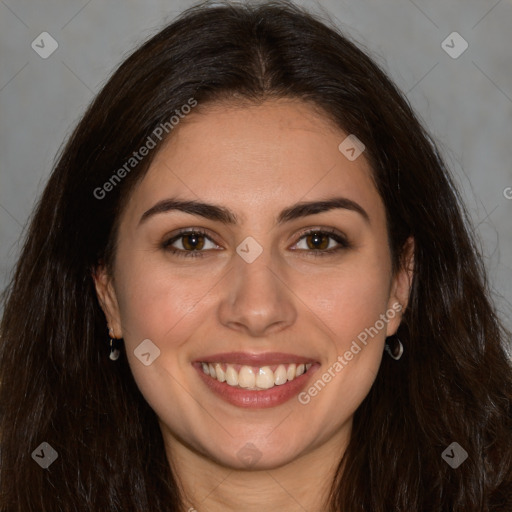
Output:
[163, 425, 350, 512]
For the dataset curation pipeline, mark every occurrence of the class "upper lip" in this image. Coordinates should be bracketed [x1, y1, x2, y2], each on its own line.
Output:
[194, 352, 317, 366]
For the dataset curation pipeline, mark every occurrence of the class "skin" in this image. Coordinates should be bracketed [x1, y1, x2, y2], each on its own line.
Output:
[94, 98, 414, 512]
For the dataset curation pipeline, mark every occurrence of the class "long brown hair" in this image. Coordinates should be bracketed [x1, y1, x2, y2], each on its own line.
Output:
[1, 1, 511, 510]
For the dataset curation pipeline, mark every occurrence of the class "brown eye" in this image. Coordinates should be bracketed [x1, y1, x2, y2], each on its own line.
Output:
[181, 232, 205, 251]
[292, 228, 351, 256]
[305, 232, 330, 250]
[162, 229, 220, 258]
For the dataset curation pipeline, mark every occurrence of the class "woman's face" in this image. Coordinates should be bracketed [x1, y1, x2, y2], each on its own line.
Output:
[95, 99, 412, 470]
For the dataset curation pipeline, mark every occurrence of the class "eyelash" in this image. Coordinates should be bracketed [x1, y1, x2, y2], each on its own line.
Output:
[162, 227, 351, 259]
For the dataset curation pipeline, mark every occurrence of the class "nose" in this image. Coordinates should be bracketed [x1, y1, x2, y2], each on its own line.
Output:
[217, 248, 297, 337]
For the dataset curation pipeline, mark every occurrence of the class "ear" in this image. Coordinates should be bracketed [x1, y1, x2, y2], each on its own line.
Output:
[92, 262, 123, 338]
[385, 236, 414, 337]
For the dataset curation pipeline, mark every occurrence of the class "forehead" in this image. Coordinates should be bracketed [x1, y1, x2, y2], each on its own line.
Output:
[122, 99, 382, 227]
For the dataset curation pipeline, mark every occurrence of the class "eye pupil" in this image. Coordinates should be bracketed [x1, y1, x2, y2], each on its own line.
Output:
[182, 233, 205, 250]
[307, 232, 329, 250]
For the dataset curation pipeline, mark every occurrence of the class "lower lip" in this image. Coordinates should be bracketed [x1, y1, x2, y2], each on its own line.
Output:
[194, 363, 319, 408]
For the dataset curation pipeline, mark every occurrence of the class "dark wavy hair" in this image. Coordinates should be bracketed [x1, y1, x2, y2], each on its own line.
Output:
[1, 1, 511, 510]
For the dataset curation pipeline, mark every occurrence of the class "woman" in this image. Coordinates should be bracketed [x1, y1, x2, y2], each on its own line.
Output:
[1, 1, 510, 510]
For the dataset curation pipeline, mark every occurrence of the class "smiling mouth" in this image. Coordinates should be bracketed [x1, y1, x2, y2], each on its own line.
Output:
[200, 362, 313, 390]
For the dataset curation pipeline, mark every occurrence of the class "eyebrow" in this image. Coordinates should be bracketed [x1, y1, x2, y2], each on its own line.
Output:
[138, 196, 370, 226]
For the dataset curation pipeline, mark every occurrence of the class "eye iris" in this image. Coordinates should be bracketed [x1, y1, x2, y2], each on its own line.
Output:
[306, 232, 329, 250]
[182, 233, 205, 250]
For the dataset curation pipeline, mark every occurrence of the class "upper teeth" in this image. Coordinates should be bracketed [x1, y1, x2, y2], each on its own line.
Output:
[201, 363, 312, 390]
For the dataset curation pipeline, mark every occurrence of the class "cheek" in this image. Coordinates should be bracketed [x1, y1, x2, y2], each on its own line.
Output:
[296, 265, 390, 423]
[298, 257, 392, 347]
[114, 253, 220, 344]
[112, 260, 212, 421]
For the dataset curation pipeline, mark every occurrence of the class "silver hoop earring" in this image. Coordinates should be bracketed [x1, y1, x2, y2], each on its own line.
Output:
[108, 326, 121, 361]
[384, 336, 404, 360]
[109, 337, 121, 361]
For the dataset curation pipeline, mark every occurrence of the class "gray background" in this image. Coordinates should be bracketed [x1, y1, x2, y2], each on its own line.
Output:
[1, 0, 511, 333]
